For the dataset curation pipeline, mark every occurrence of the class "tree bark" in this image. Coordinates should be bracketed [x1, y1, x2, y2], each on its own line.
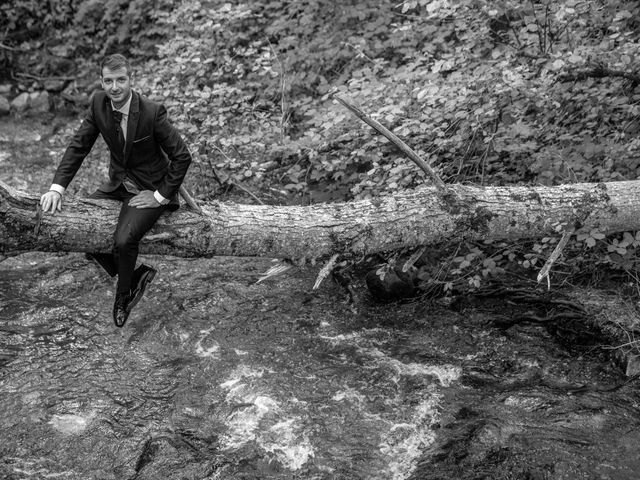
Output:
[1, 179, 638, 259]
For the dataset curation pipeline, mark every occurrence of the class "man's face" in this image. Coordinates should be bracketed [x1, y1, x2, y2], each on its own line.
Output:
[101, 66, 132, 108]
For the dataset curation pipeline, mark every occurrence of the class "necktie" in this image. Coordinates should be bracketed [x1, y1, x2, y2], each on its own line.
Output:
[113, 110, 138, 193]
[112, 110, 125, 150]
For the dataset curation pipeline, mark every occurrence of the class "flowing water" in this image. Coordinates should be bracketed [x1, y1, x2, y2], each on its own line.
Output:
[1, 252, 640, 480]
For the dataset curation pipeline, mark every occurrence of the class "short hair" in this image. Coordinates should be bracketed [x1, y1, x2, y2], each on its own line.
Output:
[100, 54, 131, 77]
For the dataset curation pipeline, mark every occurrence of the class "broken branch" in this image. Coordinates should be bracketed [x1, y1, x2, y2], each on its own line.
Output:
[333, 94, 447, 192]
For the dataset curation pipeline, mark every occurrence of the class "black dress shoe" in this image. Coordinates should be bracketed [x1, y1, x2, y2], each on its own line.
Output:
[113, 292, 131, 328]
[128, 264, 157, 312]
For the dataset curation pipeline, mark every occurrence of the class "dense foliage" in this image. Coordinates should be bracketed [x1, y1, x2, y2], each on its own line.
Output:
[3, 0, 640, 292]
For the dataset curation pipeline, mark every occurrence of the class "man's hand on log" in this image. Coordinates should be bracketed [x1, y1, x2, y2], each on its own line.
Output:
[129, 190, 161, 209]
[40, 190, 62, 214]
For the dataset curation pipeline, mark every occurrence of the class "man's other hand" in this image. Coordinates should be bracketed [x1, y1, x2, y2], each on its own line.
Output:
[129, 190, 161, 209]
[40, 191, 62, 214]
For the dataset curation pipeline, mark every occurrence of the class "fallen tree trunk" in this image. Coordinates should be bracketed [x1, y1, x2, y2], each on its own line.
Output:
[0, 179, 637, 259]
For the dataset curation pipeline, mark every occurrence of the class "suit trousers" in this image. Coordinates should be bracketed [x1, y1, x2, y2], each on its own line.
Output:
[88, 185, 167, 294]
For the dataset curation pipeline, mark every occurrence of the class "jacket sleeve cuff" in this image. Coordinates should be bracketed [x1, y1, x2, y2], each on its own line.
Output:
[50, 184, 66, 195]
[153, 190, 169, 205]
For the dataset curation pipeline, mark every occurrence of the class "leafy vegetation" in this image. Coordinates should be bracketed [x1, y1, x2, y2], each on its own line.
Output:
[3, 0, 640, 294]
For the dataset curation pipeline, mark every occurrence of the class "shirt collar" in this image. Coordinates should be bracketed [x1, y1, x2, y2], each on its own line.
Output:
[111, 92, 132, 116]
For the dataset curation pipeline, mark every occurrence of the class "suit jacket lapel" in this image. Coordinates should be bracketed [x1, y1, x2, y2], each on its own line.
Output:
[124, 91, 140, 164]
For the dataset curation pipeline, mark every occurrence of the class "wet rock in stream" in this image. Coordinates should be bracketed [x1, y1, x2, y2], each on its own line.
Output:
[1, 252, 640, 479]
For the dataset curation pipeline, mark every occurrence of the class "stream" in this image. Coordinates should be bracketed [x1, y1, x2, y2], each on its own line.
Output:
[2, 118, 640, 479]
[2, 253, 640, 480]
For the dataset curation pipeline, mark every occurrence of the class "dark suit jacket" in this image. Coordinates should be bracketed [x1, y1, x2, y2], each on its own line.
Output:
[53, 90, 192, 209]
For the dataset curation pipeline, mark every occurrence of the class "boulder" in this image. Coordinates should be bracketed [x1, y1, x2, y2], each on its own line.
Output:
[10, 92, 30, 112]
[28, 91, 51, 113]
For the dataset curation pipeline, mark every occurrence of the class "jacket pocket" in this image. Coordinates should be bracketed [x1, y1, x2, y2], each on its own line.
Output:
[132, 135, 152, 144]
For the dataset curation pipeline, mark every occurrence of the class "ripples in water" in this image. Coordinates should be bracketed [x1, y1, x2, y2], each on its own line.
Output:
[1, 253, 639, 479]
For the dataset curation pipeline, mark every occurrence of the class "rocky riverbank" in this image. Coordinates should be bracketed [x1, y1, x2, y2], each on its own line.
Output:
[0, 67, 95, 118]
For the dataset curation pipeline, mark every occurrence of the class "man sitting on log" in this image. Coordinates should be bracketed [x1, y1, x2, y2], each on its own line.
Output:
[39, 53, 192, 328]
